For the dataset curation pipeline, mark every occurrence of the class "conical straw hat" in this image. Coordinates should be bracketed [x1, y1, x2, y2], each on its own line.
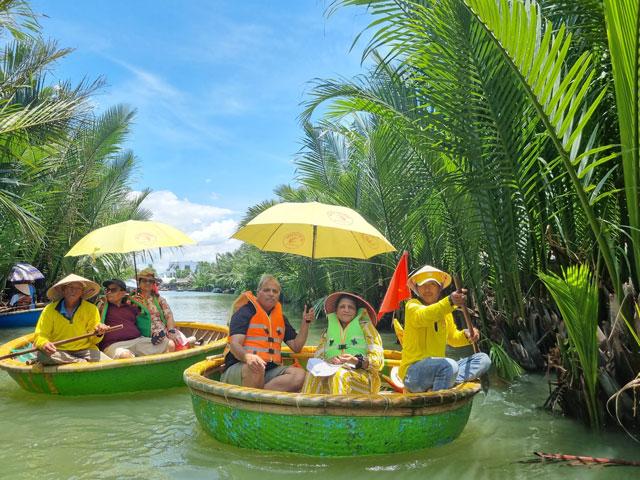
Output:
[15, 283, 31, 296]
[324, 291, 378, 326]
[46, 274, 101, 301]
[409, 265, 452, 289]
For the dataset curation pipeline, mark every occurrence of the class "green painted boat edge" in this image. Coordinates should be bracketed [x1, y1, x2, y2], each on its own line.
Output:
[185, 356, 480, 456]
[0, 322, 228, 395]
[191, 395, 472, 456]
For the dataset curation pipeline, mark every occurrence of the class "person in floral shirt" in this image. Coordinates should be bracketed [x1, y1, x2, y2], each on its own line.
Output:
[131, 267, 176, 352]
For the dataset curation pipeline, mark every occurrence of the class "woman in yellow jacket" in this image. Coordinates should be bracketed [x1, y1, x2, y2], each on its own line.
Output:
[302, 292, 384, 395]
[399, 266, 491, 392]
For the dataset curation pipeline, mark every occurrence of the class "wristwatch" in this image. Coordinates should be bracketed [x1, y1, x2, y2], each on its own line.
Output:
[354, 354, 364, 369]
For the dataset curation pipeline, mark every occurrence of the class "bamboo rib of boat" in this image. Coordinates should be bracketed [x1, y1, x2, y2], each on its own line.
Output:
[184, 350, 481, 456]
[0, 322, 228, 395]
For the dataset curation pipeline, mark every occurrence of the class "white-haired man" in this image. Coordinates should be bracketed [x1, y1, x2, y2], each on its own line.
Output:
[222, 274, 314, 392]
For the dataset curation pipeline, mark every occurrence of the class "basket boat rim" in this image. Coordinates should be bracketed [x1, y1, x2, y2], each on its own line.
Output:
[0, 321, 227, 374]
[185, 355, 481, 411]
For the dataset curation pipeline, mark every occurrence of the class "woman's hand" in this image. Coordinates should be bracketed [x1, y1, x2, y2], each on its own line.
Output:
[166, 328, 178, 340]
[329, 354, 360, 366]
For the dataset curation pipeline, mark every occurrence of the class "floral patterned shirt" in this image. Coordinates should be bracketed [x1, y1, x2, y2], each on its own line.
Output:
[134, 294, 175, 337]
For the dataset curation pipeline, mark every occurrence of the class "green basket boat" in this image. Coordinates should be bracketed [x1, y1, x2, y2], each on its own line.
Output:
[184, 349, 481, 457]
[0, 321, 228, 395]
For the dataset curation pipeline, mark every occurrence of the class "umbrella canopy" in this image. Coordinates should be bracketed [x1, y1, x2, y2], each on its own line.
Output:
[8, 263, 44, 283]
[65, 220, 196, 257]
[232, 202, 395, 259]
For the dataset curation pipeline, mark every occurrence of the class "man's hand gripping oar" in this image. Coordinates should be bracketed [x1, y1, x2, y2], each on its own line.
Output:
[453, 275, 490, 393]
[0, 324, 123, 361]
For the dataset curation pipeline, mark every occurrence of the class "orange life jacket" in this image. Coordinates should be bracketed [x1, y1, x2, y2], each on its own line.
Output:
[231, 291, 285, 364]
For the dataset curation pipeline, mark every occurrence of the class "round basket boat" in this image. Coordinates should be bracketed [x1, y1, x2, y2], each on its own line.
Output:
[0, 307, 44, 328]
[184, 351, 481, 456]
[0, 322, 228, 395]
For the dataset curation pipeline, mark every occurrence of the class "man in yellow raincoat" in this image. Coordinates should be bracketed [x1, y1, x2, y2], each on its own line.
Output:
[399, 265, 491, 392]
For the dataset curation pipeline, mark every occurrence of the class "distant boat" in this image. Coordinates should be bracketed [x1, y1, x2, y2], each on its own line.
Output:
[184, 348, 481, 456]
[0, 321, 228, 395]
[0, 307, 44, 328]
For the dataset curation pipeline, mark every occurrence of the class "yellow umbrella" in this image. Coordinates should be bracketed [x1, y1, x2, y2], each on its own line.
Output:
[65, 220, 196, 257]
[65, 220, 196, 280]
[232, 202, 395, 259]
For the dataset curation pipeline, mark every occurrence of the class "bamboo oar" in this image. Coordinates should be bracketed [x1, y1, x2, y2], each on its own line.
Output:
[453, 275, 479, 354]
[0, 324, 123, 361]
[453, 275, 491, 391]
[534, 451, 640, 467]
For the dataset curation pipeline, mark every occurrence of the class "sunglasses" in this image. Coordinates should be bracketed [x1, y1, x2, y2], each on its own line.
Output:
[139, 278, 156, 284]
[105, 287, 122, 293]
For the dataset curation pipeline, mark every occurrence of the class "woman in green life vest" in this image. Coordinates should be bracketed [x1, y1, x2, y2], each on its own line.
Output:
[302, 292, 384, 395]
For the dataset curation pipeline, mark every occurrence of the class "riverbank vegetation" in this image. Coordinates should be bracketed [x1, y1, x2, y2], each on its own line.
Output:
[197, 0, 640, 433]
[0, 0, 149, 288]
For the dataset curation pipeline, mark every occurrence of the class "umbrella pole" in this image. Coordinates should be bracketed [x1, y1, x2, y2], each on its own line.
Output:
[133, 252, 138, 289]
[310, 225, 317, 301]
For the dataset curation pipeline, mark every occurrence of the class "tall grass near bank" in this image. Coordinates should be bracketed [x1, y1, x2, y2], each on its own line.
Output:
[539, 265, 600, 428]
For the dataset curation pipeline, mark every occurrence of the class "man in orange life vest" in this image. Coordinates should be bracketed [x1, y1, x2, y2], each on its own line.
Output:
[221, 274, 314, 391]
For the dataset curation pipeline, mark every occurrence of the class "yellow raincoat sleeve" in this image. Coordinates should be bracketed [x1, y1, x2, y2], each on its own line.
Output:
[362, 321, 384, 372]
[33, 303, 57, 348]
[405, 296, 455, 328]
[87, 306, 102, 346]
[445, 313, 472, 347]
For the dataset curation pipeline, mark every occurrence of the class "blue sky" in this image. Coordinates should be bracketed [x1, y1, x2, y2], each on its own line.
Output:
[31, 1, 373, 270]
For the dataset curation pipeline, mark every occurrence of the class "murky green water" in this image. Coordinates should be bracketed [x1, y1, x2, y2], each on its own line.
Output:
[1, 291, 638, 479]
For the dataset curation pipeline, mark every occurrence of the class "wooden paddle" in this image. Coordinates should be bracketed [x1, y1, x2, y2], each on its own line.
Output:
[453, 275, 479, 354]
[0, 324, 123, 361]
[453, 275, 490, 392]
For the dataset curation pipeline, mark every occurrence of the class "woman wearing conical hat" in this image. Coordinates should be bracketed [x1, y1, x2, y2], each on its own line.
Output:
[301, 292, 384, 395]
[130, 267, 177, 352]
[34, 274, 111, 365]
[399, 265, 491, 392]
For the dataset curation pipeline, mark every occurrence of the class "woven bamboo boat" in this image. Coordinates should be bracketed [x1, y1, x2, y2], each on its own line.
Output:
[0, 307, 44, 328]
[0, 322, 228, 395]
[184, 349, 481, 456]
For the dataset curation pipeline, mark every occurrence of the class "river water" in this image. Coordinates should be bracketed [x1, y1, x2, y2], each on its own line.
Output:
[0, 291, 638, 479]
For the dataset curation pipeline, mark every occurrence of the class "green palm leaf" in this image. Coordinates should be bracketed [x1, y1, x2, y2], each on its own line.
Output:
[602, 0, 640, 284]
[539, 264, 600, 428]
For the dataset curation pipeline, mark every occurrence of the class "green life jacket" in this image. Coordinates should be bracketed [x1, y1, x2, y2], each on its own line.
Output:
[324, 308, 368, 359]
[99, 296, 166, 338]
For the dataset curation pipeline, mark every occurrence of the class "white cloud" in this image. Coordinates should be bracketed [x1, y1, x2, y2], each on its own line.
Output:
[137, 190, 241, 272]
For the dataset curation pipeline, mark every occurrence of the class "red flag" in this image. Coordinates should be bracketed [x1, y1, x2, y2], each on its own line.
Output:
[377, 251, 411, 320]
